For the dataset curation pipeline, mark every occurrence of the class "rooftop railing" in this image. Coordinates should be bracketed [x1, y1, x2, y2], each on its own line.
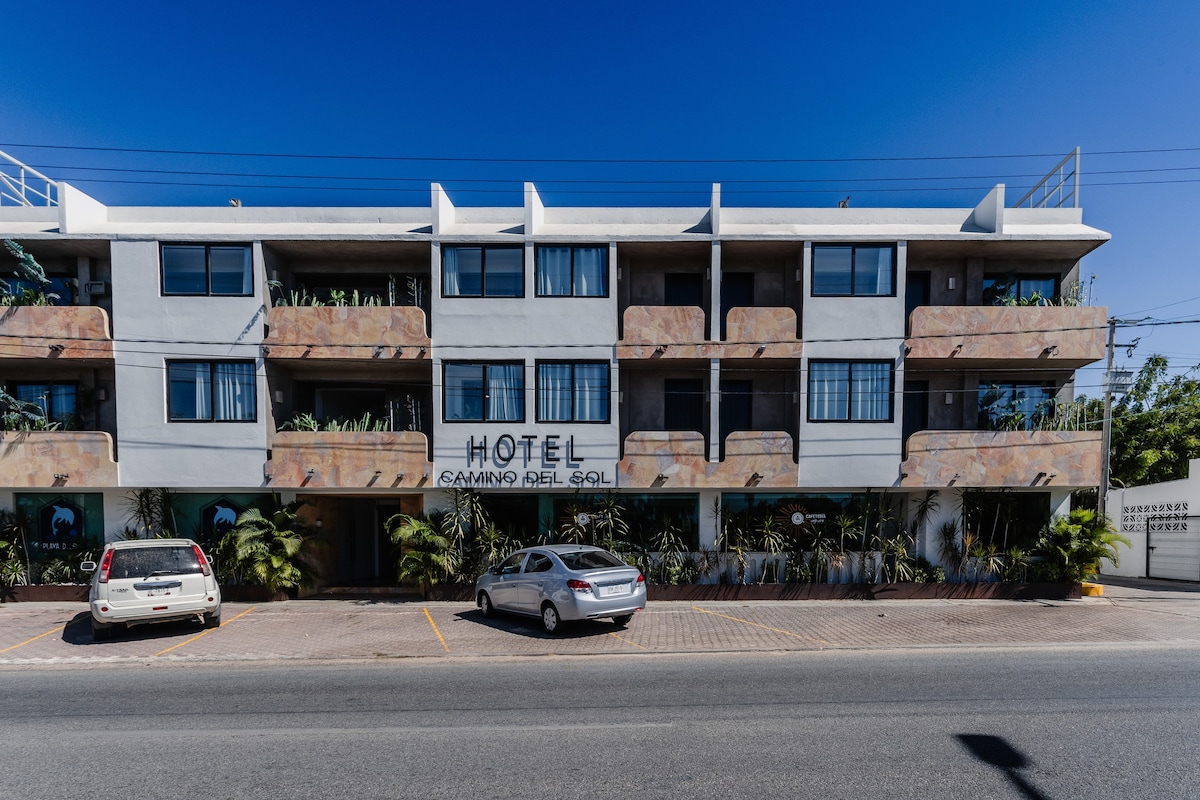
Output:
[0, 149, 58, 207]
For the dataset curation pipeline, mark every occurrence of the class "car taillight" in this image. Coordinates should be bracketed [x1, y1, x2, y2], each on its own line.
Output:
[567, 579, 591, 593]
[97, 549, 113, 584]
[636, 574, 645, 584]
[192, 544, 212, 577]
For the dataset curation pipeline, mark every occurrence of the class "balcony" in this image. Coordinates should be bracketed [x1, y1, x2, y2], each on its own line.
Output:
[905, 306, 1106, 369]
[617, 306, 707, 359]
[721, 307, 802, 359]
[617, 430, 797, 488]
[267, 431, 432, 488]
[0, 307, 113, 361]
[899, 430, 1101, 488]
[0, 431, 118, 487]
[263, 307, 430, 361]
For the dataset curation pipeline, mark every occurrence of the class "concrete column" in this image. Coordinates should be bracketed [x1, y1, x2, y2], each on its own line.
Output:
[709, 359, 721, 462]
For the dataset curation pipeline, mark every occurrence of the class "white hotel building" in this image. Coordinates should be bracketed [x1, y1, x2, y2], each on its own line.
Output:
[0, 157, 1109, 586]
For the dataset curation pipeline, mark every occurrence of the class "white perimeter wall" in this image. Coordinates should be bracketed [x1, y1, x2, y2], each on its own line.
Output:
[1107, 458, 1199, 577]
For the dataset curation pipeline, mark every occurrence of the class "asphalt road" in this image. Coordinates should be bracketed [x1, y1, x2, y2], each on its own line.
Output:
[2, 645, 1198, 799]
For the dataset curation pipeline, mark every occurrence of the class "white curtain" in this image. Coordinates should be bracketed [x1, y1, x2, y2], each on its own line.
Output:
[487, 364, 524, 421]
[851, 362, 891, 421]
[538, 364, 572, 420]
[574, 247, 605, 297]
[442, 247, 460, 296]
[574, 363, 608, 421]
[538, 247, 571, 296]
[809, 362, 848, 420]
[213, 362, 254, 421]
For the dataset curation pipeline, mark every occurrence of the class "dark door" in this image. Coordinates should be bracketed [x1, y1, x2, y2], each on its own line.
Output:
[664, 378, 705, 432]
[902, 380, 929, 457]
[721, 272, 754, 338]
[905, 272, 931, 334]
[664, 273, 704, 306]
[720, 379, 753, 456]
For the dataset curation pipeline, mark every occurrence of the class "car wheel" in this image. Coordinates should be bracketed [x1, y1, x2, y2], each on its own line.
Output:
[478, 592, 495, 618]
[203, 611, 221, 629]
[541, 602, 562, 634]
[91, 619, 113, 642]
[612, 614, 634, 627]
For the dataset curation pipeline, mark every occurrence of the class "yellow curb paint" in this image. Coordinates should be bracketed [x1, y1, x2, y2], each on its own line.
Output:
[691, 605, 828, 646]
[607, 631, 646, 649]
[424, 607, 450, 652]
[0, 625, 66, 654]
[154, 606, 256, 657]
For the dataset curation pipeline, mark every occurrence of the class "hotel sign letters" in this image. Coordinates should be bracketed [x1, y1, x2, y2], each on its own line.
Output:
[439, 433, 614, 489]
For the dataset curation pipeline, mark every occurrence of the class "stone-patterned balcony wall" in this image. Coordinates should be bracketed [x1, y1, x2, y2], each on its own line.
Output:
[263, 307, 430, 360]
[618, 306, 707, 359]
[268, 431, 432, 488]
[906, 306, 1106, 367]
[900, 430, 1102, 488]
[618, 430, 797, 488]
[0, 432, 118, 487]
[722, 307, 803, 359]
[0, 307, 114, 360]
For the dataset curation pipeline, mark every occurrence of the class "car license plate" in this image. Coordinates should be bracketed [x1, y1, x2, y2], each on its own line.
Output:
[601, 583, 628, 597]
[144, 587, 172, 597]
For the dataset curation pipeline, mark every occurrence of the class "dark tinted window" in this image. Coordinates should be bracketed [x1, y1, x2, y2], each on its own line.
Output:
[108, 546, 203, 579]
[558, 550, 626, 570]
[525, 553, 554, 573]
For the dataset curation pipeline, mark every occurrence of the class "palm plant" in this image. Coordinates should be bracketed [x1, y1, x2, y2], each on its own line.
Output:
[937, 519, 966, 581]
[2, 239, 57, 306]
[220, 500, 317, 594]
[1033, 508, 1130, 583]
[123, 487, 178, 539]
[386, 513, 460, 599]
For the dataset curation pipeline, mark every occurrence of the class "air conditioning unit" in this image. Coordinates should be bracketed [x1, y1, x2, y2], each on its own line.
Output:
[84, 281, 107, 296]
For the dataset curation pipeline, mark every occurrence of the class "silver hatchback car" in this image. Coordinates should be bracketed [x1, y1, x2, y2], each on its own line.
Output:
[476, 545, 646, 633]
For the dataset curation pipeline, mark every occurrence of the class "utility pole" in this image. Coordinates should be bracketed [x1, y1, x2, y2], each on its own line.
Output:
[1098, 318, 1139, 520]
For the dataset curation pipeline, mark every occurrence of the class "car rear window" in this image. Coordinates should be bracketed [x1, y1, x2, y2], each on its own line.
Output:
[558, 550, 626, 570]
[108, 546, 204, 580]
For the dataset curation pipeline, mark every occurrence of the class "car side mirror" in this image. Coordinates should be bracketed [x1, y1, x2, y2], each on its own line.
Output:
[488, 566, 501, 575]
[80, 561, 96, 572]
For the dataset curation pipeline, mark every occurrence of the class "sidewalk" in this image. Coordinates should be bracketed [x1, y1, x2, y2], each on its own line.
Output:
[3, 576, 1199, 667]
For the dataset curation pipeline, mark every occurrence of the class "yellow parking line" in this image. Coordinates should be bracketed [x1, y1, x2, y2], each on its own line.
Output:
[154, 606, 256, 657]
[608, 631, 646, 649]
[424, 607, 450, 652]
[691, 605, 828, 646]
[0, 625, 66, 654]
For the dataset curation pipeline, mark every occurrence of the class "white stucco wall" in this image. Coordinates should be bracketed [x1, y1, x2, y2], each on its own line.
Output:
[110, 240, 268, 488]
[1106, 459, 1198, 577]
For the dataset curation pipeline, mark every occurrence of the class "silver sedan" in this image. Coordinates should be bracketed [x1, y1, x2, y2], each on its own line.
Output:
[475, 545, 646, 633]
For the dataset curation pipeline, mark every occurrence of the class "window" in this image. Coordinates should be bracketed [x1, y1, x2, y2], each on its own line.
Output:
[537, 362, 609, 423]
[978, 382, 1054, 431]
[524, 553, 554, 573]
[162, 245, 253, 296]
[808, 361, 893, 422]
[168, 361, 256, 422]
[812, 244, 895, 296]
[444, 362, 525, 422]
[14, 382, 77, 427]
[536, 246, 607, 297]
[442, 246, 523, 297]
[983, 274, 1059, 306]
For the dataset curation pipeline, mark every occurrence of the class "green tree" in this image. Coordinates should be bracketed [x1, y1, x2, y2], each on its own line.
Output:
[1103, 355, 1200, 487]
[386, 513, 460, 599]
[219, 499, 317, 594]
[1033, 508, 1130, 583]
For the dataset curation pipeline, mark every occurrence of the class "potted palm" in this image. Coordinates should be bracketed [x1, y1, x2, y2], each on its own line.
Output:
[219, 499, 319, 600]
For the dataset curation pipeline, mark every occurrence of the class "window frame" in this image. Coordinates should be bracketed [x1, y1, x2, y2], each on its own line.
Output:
[166, 360, 258, 423]
[806, 359, 895, 423]
[441, 245, 525, 298]
[160, 243, 254, 297]
[982, 273, 1061, 306]
[442, 361, 526, 423]
[13, 381, 79, 426]
[977, 380, 1056, 431]
[810, 243, 897, 298]
[535, 360, 611, 424]
[534, 245, 609, 298]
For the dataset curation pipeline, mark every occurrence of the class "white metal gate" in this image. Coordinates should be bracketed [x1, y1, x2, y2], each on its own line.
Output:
[1147, 515, 1200, 582]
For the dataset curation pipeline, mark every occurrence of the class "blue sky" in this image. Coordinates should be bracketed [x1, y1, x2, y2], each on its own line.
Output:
[3, 0, 1198, 391]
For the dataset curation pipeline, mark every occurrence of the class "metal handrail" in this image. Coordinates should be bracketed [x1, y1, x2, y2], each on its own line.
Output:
[0, 149, 58, 206]
[1013, 147, 1080, 209]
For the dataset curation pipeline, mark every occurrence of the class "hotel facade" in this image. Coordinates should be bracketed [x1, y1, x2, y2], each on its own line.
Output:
[0, 162, 1110, 586]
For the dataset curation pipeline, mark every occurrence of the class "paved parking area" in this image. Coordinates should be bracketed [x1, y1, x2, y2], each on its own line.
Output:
[4, 585, 1200, 667]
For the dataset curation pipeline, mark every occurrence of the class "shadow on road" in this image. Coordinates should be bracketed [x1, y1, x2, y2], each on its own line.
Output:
[455, 609, 631, 639]
[957, 733, 1051, 800]
[61, 611, 210, 646]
